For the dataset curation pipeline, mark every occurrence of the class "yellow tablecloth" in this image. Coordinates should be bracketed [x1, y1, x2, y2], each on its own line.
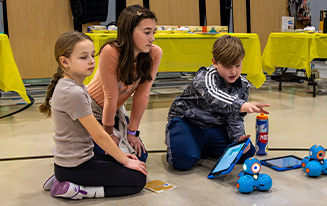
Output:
[0, 34, 30, 103]
[86, 33, 265, 88]
[262, 32, 327, 77]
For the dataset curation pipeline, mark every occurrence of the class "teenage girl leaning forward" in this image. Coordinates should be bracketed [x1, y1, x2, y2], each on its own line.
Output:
[39, 31, 147, 200]
[87, 5, 162, 162]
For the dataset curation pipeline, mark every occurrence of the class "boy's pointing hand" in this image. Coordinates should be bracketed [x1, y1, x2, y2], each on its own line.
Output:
[240, 102, 270, 114]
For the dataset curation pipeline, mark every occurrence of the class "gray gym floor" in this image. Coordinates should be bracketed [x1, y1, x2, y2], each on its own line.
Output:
[1, 68, 327, 205]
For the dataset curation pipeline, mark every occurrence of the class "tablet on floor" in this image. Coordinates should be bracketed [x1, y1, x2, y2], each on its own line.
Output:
[260, 155, 302, 171]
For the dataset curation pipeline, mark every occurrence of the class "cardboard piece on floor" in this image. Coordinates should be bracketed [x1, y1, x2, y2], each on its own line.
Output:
[145, 180, 178, 193]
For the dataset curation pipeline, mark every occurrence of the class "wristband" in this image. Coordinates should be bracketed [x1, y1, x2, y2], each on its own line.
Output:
[127, 129, 140, 137]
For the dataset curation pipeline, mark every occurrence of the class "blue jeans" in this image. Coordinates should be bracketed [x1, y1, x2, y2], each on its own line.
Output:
[166, 118, 255, 171]
[94, 115, 148, 163]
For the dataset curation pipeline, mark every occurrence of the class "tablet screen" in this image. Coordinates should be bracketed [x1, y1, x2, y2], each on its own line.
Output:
[265, 156, 302, 168]
[212, 143, 245, 173]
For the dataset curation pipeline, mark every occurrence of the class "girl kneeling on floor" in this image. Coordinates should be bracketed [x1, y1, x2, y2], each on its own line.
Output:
[39, 30, 147, 200]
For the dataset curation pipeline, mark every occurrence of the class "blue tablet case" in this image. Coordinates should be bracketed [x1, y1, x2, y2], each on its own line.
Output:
[208, 138, 251, 179]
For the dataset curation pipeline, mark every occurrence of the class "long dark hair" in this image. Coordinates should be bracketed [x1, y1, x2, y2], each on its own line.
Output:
[39, 31, 92, 117]
[99, 5, 157, 85]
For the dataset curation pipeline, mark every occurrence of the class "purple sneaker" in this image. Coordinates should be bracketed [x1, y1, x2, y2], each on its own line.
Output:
[50, 179, 87, 200]
[43, 174, 56, 191]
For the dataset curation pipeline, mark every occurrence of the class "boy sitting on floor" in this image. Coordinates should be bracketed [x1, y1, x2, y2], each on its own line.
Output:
[165, 35, 270, 171]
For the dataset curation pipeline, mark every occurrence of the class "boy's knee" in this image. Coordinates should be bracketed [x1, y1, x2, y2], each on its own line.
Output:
[167, 154, 199, 171]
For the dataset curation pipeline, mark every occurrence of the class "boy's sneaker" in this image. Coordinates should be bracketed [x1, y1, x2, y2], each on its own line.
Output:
[50, 179, 87, 200]
[43, 174, 56, 191]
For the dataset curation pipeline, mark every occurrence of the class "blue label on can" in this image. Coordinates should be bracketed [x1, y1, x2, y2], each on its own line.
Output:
[256, 119, 268, 155]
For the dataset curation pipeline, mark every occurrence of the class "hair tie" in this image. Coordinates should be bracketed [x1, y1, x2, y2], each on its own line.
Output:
[136, 11, 142, 16]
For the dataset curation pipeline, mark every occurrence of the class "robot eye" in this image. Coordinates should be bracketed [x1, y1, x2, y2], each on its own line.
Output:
[317, 151, 325, 160]
[251, 163, 261, 173]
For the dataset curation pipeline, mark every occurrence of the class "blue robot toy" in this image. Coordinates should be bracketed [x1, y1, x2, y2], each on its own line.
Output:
[301, 144, 327, 177]
[237, 157, 272, 193]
